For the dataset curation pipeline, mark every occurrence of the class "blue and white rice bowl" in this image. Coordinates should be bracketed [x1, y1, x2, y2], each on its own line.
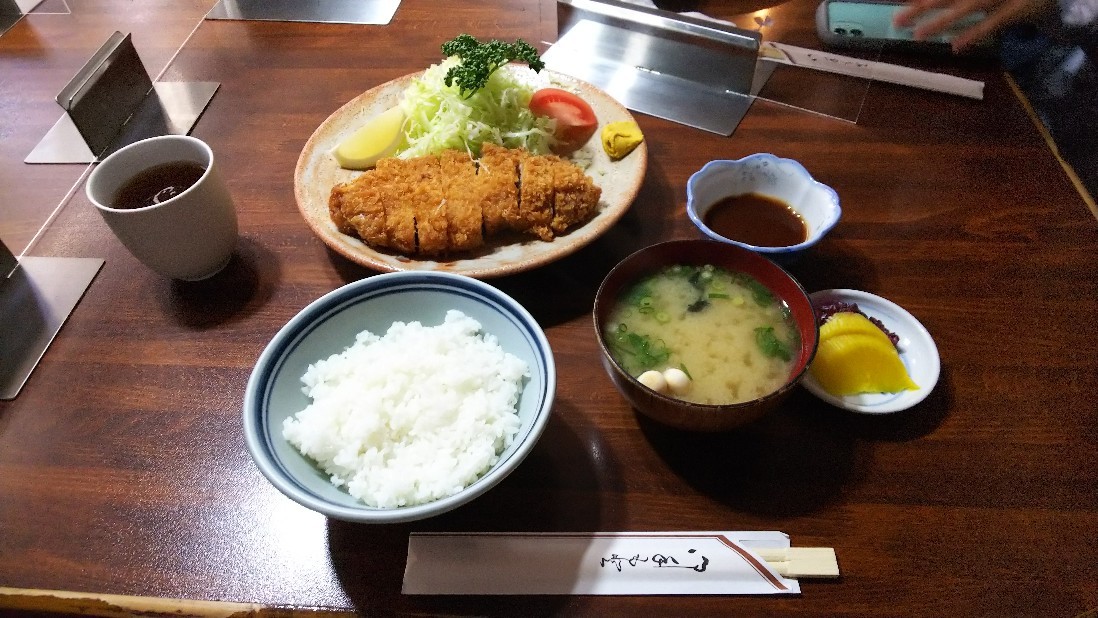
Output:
[686, 153, 841, 262]
[243, 271, 555, 523]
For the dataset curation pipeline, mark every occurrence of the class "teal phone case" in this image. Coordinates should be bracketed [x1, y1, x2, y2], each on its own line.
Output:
[815, 0, 986, 50]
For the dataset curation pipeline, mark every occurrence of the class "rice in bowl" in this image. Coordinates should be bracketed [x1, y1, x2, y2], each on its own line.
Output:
[282, 309, 529, 508]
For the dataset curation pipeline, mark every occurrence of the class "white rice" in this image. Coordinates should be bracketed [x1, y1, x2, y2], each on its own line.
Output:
[282, 309, 529, 509]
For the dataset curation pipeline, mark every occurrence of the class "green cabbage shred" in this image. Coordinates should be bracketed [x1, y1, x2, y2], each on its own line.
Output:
[397, 35, 555, 159]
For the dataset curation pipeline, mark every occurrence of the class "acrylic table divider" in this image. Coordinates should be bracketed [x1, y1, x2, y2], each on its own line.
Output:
[0, 239, 103, 400]
[0, 0, 40, 36]
[25, 31, 219, 164]
[542, 0, 880, 135]
[543, 0, 763, 136]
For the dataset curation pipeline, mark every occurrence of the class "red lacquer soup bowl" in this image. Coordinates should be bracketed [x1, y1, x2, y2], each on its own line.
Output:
[593, 239, 819, 432]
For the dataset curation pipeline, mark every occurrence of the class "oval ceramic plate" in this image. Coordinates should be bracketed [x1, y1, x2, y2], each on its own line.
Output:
[802, 289, 941, 414]
[294, 67, 647, 279]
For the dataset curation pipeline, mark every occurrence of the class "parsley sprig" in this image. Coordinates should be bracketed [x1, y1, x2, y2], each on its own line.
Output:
[441, 34, 545, 97]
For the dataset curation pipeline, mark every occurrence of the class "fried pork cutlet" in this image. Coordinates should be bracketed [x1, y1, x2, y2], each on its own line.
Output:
[393, 155, 448, 256]
[374, 158, 417, 254]
[328, 145, 602, 257]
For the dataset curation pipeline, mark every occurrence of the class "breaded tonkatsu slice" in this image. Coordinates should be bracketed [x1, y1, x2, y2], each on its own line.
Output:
[372, 158, 417, 254]
[548, 156, 602, 233]
[439, 150, 484, 252]
[477, 143, 521, 236]
[329, 167, 390, 248]
[518, 154, 556, 241]
[392, 155, 448, 256]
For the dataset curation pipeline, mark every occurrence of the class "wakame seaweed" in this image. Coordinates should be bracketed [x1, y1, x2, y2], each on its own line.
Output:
[754, 326, 792, 361]
[609, 324, 670, 374]
[687, 299, 709, 312]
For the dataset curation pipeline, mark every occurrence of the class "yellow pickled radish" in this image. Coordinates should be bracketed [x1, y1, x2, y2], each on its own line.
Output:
[810, 332, 918, 396]
[820, 312, 893, 345]
[331, 105, 405, 170]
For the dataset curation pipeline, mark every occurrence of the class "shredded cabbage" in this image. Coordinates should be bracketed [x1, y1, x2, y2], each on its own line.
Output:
[397, 58, 556, 158]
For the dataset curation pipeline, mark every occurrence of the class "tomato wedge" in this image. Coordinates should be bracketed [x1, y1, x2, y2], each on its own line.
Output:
[529, 88, 598, 153]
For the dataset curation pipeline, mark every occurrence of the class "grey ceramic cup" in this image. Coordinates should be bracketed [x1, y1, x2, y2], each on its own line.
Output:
[86, 135, 238, 281]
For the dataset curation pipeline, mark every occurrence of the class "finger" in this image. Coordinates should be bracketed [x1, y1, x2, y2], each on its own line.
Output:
[910, 0, 987, 39]
[949, 15, 999, 50]
[950, 0, 1042, 50]
[893, 0, 953, 28]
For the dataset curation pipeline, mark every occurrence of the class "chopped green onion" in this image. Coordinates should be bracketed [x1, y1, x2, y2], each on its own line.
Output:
[624, 283, 652, 307]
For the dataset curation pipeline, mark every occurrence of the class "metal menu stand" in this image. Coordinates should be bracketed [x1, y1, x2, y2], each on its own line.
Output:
[0, 0, 47, 36]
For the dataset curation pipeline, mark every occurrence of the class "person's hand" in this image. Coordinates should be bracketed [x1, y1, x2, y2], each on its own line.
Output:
[893, 0, 1056, 51]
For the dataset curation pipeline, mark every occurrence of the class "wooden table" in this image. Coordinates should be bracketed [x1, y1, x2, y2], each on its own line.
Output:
[2, 0, 1096, 615]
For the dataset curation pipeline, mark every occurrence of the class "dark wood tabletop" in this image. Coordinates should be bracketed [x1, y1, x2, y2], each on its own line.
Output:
[2, 0, 1096, 616]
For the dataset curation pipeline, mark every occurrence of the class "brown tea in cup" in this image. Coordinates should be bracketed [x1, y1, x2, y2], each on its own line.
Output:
[111, 161, 206, 210]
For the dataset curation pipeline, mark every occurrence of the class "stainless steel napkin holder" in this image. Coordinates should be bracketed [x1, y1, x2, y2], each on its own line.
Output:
[542, 0, 762, 135]
[26, 31, 219, 164]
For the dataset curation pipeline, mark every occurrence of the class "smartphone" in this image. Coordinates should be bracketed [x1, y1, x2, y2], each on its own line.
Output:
[815, 0, 988, 51]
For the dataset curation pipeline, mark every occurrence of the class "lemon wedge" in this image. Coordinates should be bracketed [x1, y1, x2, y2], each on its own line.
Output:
[811, 313, 918, 396]
[331, 105, 405, 170]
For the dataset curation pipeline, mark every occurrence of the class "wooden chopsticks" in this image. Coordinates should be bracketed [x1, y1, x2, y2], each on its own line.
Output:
[755, 547, 841, 578]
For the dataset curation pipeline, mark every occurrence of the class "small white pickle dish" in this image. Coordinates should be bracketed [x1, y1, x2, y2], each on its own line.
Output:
[802, 288, 941, 414]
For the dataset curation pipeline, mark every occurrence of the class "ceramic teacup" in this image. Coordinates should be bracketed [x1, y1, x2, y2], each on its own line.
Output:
[86, 135, 238, 281]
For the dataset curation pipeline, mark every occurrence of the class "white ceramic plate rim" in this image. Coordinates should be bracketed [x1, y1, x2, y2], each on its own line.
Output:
[801, 289, 941, 414]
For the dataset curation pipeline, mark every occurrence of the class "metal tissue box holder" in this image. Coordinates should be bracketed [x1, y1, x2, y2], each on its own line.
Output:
[25, 31, 219, 163]
[542, 0, 765, 135]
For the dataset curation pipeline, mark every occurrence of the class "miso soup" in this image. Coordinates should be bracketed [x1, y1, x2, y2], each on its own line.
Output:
[605, 264, 799, 405]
